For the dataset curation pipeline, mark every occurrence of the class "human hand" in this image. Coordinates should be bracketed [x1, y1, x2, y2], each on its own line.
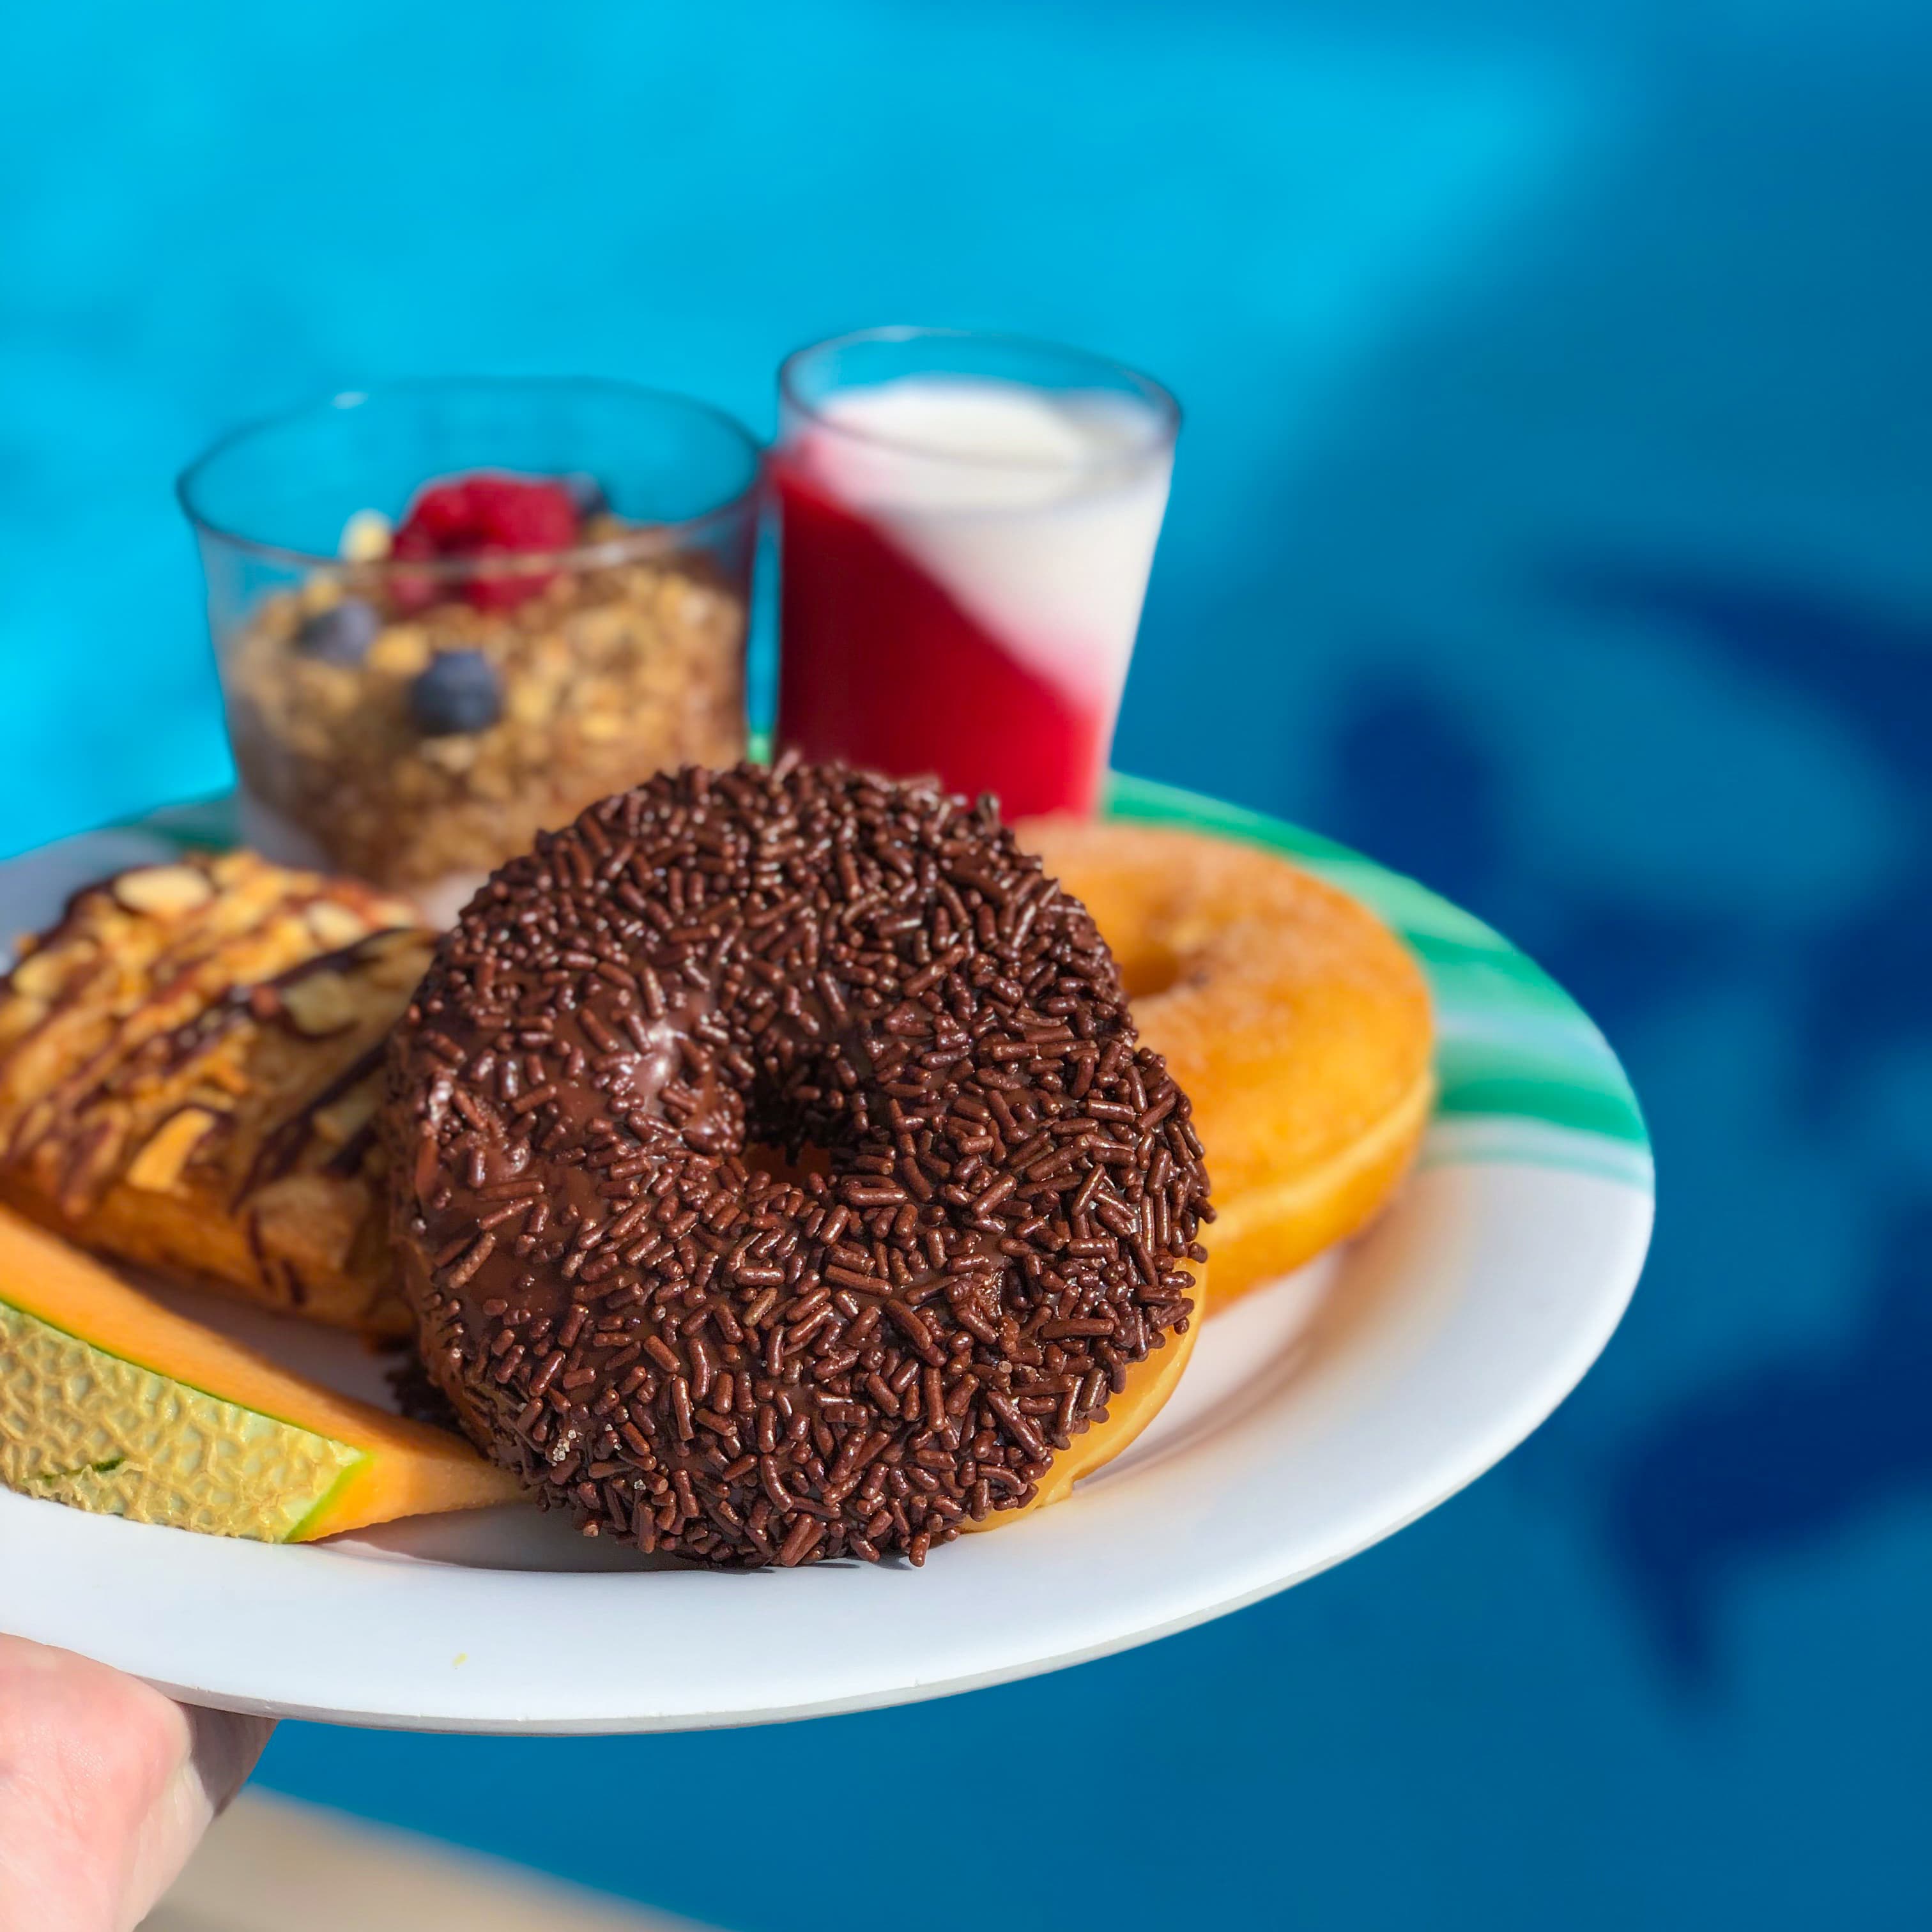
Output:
[0, 1634, 273, 1932]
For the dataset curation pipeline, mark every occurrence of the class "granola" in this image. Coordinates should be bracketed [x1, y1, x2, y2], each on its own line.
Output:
[222, 517, 747, 903]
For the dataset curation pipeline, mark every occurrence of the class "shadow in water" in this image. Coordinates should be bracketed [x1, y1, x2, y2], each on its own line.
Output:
[1557, 564, 1932, 1119]
[1606, 1191, 1932, 1683]
[1322, 583, 1932, 1689]
[1322, 676, 1508, 914]
[1552, 563, 1932, 1683]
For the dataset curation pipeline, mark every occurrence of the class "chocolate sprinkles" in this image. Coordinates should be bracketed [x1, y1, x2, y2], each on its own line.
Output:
[384, 760, 1211, 1568]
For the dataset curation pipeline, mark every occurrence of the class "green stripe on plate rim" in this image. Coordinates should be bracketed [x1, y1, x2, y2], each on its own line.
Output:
[105, 770, 1650, 1190]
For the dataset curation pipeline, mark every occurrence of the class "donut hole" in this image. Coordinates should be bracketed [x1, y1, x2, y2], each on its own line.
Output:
[743, 1140, 832, 1188]
[1109, 924, 1227, 1004]
[1112, 937, 1187, 1002]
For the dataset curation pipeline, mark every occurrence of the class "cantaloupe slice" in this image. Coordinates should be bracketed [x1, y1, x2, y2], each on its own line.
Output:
[965, 1261, 1206, 1531]
[0, 1206, 521, 1542]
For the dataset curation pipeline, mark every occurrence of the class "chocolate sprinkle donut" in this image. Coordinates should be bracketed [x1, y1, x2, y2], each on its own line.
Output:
[384, 760, 1211, 1567]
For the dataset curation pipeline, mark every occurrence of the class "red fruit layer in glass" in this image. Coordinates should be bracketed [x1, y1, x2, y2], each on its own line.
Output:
[774, 463, 1105, 820]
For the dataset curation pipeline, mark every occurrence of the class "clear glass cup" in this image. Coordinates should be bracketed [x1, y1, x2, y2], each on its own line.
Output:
[773, 326, 1179, 819]
[180, 377, 761, 924]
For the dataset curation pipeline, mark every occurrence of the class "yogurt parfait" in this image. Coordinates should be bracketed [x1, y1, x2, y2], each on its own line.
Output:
[181, 379, 760, 924]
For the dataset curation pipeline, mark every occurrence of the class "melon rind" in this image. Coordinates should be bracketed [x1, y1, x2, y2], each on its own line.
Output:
[0, 1298, 361, 1539]
[0, 1205, 523, 1542]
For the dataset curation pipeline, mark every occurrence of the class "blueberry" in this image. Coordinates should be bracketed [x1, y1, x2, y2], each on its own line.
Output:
[561, 471, 609, 519]
[295, 597, 380, 666]
[409, 650, 502, 736]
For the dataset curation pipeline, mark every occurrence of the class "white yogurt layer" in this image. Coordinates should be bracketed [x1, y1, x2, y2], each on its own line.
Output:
[790, 376, 1173, 711]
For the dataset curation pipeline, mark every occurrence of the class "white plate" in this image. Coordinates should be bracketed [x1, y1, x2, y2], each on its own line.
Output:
[0, 779, 1653, 1733]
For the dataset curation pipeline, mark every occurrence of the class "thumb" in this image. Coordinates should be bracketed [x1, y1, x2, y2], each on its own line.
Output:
[0, 1635, 274, 1932]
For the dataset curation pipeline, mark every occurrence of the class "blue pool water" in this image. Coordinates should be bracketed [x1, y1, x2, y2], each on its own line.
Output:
[4, 4, 1929, 1925]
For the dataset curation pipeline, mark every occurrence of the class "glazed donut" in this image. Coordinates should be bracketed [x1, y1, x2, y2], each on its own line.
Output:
[1018, 817, 1433, 1310]
[385, 762, 1211, 1568]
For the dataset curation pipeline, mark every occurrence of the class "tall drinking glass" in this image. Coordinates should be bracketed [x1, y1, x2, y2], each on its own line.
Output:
[774, 328, 1179, 818]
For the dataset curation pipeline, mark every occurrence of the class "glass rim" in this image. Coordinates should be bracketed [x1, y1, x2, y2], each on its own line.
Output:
[176, 374, 765, 574]
[777, 325, 1181, 472]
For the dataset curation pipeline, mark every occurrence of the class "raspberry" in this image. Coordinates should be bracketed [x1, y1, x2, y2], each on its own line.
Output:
[411, 480, 482, 544]
[388, 472, 582, 612]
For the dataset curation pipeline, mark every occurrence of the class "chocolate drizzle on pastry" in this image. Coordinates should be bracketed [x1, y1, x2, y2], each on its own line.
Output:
[0, 852, 430, 1335]
[383, 761, 1211, 1567]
